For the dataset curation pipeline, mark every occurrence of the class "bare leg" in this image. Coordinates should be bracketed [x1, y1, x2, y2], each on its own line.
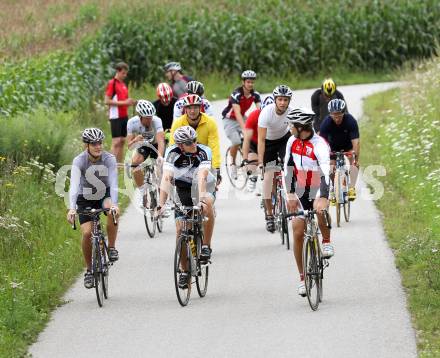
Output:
[80, 222, 93, 271]
[292, 218, 305, 276]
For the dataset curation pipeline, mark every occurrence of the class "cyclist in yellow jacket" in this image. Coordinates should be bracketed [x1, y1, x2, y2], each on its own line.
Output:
[170, 94, 221, 184]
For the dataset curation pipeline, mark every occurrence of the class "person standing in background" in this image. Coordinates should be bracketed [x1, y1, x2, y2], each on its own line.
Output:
[163, 62, 193, 98]
[104, 62, 137, 163]
[310, 78, 346, 133]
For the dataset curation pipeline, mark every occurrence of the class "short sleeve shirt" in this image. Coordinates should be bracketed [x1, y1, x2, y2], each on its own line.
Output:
[127, 115, 163, 144]
[258, 103, 290, 140]
[245, 108, 261, 144]
[106, 78, 129, 119]
[319, 113, 359, 151]
[221, 87, 261, 120]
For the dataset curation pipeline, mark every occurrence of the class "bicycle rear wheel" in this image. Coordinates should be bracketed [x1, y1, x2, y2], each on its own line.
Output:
[143, 190, 157, 238]
[303, 237, 320, 311]
[174, 235, 191, 306]
[195, 231, 209, 297]
[225, 146, 247, 189]
[93, 241, 104, 307]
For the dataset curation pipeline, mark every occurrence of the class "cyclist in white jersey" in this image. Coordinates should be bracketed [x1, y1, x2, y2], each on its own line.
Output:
[126, 100, 165, 194]
[258, 85, 293, 233]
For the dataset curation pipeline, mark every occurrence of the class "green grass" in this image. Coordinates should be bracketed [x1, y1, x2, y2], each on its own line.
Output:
[361, 57, 440, 357]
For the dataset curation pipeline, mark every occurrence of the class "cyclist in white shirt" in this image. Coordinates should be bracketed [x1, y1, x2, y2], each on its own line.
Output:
[126, 100, 165, 196]
[258, 85, 293, 233]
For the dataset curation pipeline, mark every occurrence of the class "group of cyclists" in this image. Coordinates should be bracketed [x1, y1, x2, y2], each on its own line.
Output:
[67, 61, 360, 296]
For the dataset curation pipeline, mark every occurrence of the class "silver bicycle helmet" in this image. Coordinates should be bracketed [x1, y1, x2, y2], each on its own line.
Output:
[286, 108, 315, 127]
[273, 85, 293, 98]
[173, 126, 197, 144]
[136, 100, 156, 117]
[241, 70, 257, 80]
[163, 61, 182, 72]
[82, 128, 105, 143]
[328, 99, 346, 113]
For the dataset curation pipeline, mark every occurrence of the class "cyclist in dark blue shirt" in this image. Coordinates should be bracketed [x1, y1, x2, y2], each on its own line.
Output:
[320, 99, 360, 201]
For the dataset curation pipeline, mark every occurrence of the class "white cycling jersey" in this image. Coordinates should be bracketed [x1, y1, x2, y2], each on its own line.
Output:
[173, 97, 214, 120]
[127, 115, 163, 144]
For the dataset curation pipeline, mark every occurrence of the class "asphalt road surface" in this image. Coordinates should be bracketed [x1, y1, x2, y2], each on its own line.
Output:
[30, 82, 417, 358]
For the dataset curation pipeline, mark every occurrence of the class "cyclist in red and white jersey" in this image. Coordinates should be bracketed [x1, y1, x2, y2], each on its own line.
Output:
[173, 81, 214, 120]
[283, 108, 333, 297]
[222, 70, 261, 178]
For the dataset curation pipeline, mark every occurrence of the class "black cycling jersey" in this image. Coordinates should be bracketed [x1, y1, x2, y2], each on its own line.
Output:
[221, 87, 261, 119]
[319, 113, 359, 152]
[153, 97, 177, 131]
[311, 89, 346, 131]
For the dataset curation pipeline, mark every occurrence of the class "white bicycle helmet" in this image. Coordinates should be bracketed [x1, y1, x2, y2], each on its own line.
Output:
[186, 81, 205, 96]
[261, 95, 274, 109]
[241, 70, 257, 80]
[136, 100, 156, 117]
[273, 85, 293, 98]
[163, 61, 182, 72]
[173, 126, 197, 144]
[82, 128, 105, 143]
[286, 108, 315, 127]
[328, 99, 346, 113]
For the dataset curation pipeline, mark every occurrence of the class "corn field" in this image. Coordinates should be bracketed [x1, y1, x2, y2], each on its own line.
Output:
[0, 0, 439, 117]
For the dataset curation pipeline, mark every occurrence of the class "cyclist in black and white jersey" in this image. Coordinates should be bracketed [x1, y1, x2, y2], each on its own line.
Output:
[158, 126, 216, 288]
[258, 85, 293, 233]
[127, 100, 165, 199]
[67, 128, 120, 289]
[173, 81, 214, 120]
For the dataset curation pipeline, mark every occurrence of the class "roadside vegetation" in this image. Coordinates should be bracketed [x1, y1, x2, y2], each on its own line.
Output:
[361, 56, 440, 357]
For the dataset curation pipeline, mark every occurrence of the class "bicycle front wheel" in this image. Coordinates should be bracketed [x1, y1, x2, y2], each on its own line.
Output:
[174, 235, 191, 306]
[102, 241, 109, 299]
[303, 237, 321, 311]
[93, 241, 104, 307]
[225, 146, 247, 189]
[281, 194, 290, 250]
[143, 190, 157, 238]
[195, 231, 209, 298]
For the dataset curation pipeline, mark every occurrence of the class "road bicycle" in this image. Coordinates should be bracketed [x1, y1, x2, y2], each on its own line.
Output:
[285, 209, 331, 311]
[261, 163, 290, 250]
[173, 205, 209, 307]
[126, 141, 164, 238]
[225, 135, 248, 190]
[330, 151, 354, 227]
[73, 208, 117, 307]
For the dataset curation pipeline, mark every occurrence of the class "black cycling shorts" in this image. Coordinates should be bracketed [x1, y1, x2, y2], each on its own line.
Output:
[264, 132, 291, 166]
[174, 186, 216, 218]
[138, 144, 158, 160]
[76, 188, 111, 225]
[110, 117, 128, 138]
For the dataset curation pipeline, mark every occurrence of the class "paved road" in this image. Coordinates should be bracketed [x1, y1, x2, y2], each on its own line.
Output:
[30, 82, 417, 358]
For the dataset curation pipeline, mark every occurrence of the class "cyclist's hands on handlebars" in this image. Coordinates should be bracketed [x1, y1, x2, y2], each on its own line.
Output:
[67, 209, 76, 224]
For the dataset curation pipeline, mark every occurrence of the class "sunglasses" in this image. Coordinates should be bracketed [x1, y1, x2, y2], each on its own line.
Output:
[180, 138, 197, 146]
